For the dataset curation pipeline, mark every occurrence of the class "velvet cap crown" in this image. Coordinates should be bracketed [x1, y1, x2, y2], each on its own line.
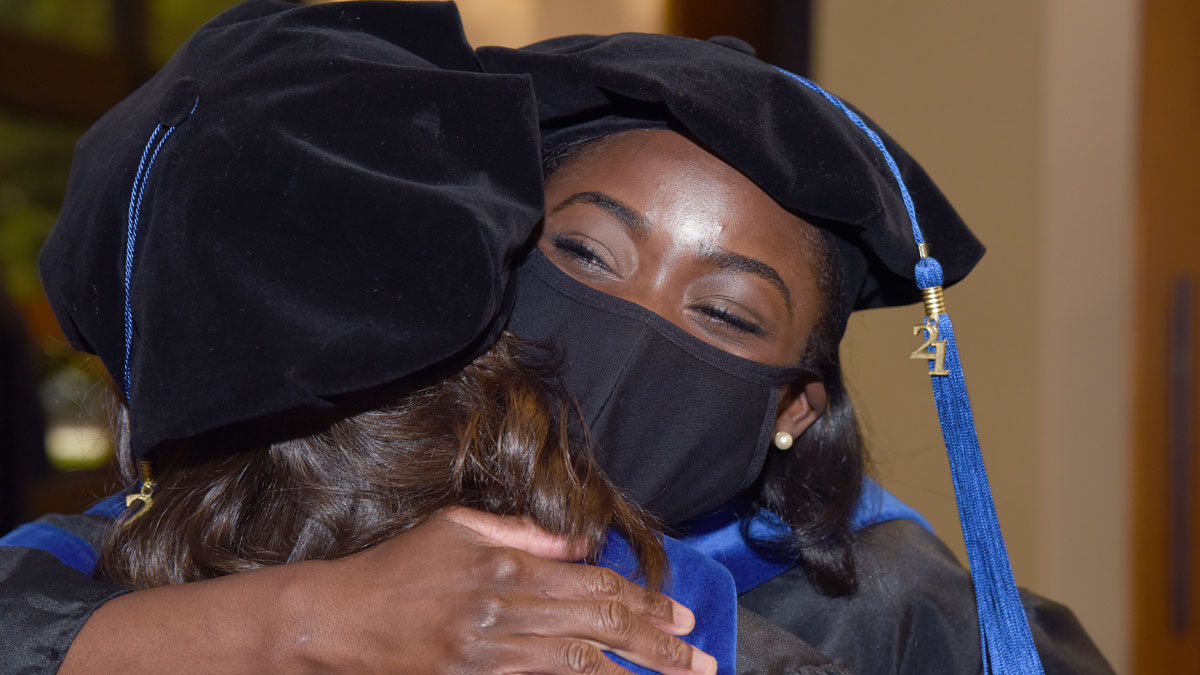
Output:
[476, 34, 985, 319]
[39, 0, 544, 459]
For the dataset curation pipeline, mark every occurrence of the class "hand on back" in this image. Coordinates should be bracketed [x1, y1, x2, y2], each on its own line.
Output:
[285, 507, 715, 674]
[63, 507, 716, 675]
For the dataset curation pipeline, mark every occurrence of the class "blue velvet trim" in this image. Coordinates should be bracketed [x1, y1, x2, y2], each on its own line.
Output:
[0, 522, 100, 575]
[86, 493, 128, 519]
[680, 478, 931, 594]
[599, 531, 738, 674]
[849, 477, 934, 534]
[0, 495, 128, 576]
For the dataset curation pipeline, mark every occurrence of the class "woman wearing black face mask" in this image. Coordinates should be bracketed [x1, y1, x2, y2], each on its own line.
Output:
[505, 133, 872, 668]
[0, 5, 1113, 675]
[480, 34, 1115, 675]
[511, 130, 849, 576]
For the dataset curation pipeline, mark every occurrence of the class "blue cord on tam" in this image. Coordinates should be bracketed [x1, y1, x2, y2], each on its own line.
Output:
[122, 99, 197, 400]
[775, 67, 1045, 675]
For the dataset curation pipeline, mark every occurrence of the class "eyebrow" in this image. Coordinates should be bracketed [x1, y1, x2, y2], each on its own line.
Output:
[552, 191, 650, 238]
[552, 190, 792, 313]
[697, 247, 793, 313]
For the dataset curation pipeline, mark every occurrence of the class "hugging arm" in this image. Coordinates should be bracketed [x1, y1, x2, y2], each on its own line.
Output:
[4, 509, 705, 675]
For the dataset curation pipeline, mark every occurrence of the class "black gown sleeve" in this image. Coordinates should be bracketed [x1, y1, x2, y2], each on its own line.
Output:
[736, 520, 1114, 675]
[0, 513, 128, 675]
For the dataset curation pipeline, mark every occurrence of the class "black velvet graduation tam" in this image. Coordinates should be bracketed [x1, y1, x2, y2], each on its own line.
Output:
[476, 35, 985, 320]
[39, 0, 544, 459]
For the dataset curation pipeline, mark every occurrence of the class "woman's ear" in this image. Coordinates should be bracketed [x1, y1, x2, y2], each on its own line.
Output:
[774, 380, 827, 439]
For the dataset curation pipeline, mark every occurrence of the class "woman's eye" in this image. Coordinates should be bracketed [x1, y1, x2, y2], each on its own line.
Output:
[551, 235, 612, 272]
[693, 304, 767, 337]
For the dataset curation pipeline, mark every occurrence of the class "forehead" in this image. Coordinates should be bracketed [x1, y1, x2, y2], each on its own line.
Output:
[546, 129, 823, 287]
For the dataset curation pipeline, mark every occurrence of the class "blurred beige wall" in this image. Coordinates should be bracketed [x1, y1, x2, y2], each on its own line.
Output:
[453, 0, 665, 47]
[816, 1, 1139, 669]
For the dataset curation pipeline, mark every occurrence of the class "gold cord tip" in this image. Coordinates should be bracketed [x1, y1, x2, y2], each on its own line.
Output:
[921, 285, 947, 318]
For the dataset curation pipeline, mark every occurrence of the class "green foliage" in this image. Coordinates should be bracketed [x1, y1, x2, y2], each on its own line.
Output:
[0, 0, 244, 63]
[0, 0, 245, 302]
[0, 0, 111, 55]
[0, 111, 78, 304]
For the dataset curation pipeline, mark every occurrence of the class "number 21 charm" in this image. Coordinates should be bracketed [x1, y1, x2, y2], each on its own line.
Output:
[911, 322, 950, 376]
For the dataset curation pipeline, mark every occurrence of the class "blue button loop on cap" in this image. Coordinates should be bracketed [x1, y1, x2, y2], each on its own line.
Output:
[774, 66, 1045, 675]
[123, 80, 198, 399]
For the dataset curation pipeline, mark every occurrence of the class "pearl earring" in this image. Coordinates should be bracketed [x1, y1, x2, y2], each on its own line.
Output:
[773, 431, 794, 450]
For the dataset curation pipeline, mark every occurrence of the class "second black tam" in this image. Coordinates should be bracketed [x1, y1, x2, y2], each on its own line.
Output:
[39, 0, 545, 459]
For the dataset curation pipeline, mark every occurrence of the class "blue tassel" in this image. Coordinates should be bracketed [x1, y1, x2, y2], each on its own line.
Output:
[776, 66, 1045, 674]
[916, 258, 1044, 674]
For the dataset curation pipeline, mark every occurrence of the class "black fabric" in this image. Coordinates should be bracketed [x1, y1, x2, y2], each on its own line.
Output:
[0, 515, 127, 675]
[737, 520, 1115, 675]
[476, 35, 985, 323]
[735, 607, 851, 674]
[509, 251, 812, 525]
[39, 0, 545, 459]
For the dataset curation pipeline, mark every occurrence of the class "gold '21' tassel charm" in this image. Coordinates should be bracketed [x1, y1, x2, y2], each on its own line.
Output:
[909, 243, 951, 376]
[122, 460, 155, 527]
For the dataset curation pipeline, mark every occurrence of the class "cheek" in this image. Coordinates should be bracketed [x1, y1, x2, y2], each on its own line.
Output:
[767, 287, 822, 366]
[741, 322, 812, 367]
[782, 325, 815, 365]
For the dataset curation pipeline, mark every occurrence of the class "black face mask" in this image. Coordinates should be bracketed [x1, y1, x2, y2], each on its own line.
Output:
[508, 251, 815, 525]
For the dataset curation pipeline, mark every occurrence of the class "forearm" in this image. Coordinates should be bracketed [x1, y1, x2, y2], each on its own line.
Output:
[19, 508, 707, 675]
[2, 508, 315, 673]
[60, 562, 305, 674]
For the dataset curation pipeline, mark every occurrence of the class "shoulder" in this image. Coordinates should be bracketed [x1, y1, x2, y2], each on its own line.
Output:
[738, 519, 977, 674]
[736, 519, 1114, 675]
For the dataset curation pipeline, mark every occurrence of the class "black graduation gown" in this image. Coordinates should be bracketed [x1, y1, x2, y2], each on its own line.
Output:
[739, 520, 1115, 674]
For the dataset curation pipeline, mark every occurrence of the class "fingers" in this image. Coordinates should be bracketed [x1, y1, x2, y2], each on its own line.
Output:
[438, 508, 691, 633]
[500, 636, 633, 675]
[441, 506, 588, 561]
[441, 509, 693, 633]
[491, 597, 716, 675]
[431, 508, 713, 674]
[533, 560, 694, 636]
